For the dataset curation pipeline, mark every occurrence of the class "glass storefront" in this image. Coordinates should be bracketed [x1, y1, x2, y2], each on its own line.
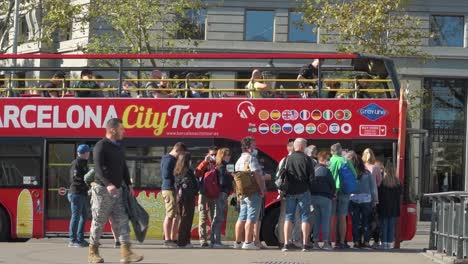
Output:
[423, 78, 466, 195]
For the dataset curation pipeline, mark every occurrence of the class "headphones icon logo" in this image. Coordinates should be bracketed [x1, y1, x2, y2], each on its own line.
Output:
[237, 101, 256, 119]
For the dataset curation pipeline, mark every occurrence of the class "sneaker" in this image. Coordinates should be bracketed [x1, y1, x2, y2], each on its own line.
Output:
[361, 243, 373, 250]
[371, 241, 381, 249]
[178, 243, 194, 249]
[201, 242, 210, 248]
[353, 242, 361, 249]
[302, 244, 311, 252]
[114, 241, 121, 248]
[68, 242, 83, 248]
[78, 240, 89, 247]
[312, 242, 321, 250]
[322, 243, 333, 251]
[255, 241, 267, 249]
[212, 243, 228, 249]
[164, 240, 177, 248]
[242, 242, 259, 250]
[334, 243, 345, 250]
[233, 241, 242, 249]
[281, 243, 293, 252]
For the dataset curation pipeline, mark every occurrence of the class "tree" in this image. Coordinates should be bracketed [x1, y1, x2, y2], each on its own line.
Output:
[300, 0, 428, 57]
[0, 1, 15, 53]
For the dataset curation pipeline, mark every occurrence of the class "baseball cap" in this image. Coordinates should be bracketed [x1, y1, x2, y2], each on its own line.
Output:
[77, 144, 91, 153]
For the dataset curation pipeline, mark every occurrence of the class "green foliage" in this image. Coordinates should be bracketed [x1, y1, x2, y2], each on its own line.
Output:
[301, 0, 428, 57]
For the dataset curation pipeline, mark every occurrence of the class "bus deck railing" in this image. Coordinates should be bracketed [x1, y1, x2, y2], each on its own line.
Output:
[425, 191, 468, 260]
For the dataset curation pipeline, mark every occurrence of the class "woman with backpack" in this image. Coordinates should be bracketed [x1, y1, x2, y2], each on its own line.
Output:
[174, 152, 199, 248]
[377, 164, 401, 250]
[210, 148, 233, 248]
[310, 151, 336, 250]
[346, 151, 377, 249]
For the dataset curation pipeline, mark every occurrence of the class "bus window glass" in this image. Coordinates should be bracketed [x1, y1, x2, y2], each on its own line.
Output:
[0, 158, 41, 186]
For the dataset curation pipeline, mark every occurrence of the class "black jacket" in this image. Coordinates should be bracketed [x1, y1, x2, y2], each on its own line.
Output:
[378, 184, 402, 217]
[310, 163, 335, 199]
[284, 151, 315, 195]
[69, 157, 89, 195]
[216, 161, 233, 194]
[93, 138, 131, 188]
[175, 169, 199, 201]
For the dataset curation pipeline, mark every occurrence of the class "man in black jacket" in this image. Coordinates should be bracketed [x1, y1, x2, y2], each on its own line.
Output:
[68, 144, 91, 248]
[282, 138, 314, 252]
[88, 118, 143, 264]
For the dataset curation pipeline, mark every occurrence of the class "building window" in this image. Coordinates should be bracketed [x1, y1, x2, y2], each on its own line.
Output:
[176, 9, 206, 40]
[245, 10, 274, 42]
[288, 12, 317, 43]
[430, 15, 464, 47]
[19, 16, 29, 44]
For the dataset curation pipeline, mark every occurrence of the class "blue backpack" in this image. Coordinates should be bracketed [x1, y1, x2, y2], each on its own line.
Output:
[338, 161, 358, 194]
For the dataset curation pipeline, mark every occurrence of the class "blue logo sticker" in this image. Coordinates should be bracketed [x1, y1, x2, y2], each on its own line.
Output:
[359, 103, 388, 121]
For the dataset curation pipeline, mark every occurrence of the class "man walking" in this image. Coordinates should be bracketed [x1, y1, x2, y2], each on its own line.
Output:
[195, 146, 218, 247]
[161, 142, 187, 247]
[88, 118, 142, 263]
[282, 138, 314, 252]
[68, 144, 91, 248]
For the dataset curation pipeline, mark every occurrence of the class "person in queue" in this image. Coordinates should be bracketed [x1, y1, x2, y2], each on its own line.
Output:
[362, 148, 382, 247]
[234, 136, 264, 250]
[195, 146, 218, 247]
[174, 152, 199, 248]
[161, 142, 187, 248]
[378, 163, 401, 250]
[281, 138, 314, 252]
[88, 118, 142, 263]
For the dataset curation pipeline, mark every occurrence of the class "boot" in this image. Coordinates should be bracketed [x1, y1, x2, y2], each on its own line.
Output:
[88, 244, 104, 263]
[120, 244, 143, 263]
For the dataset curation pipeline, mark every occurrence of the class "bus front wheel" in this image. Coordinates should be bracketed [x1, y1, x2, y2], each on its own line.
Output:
[261, 206, 280, 247]
[0, 207, 10, 242]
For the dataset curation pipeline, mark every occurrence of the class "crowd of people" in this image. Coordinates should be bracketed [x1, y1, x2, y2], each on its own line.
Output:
[67, 119, 402, 263]
[0, 59, 390, 99]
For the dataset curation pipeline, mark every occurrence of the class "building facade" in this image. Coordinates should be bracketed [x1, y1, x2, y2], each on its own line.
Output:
[3, 0, 468, 218]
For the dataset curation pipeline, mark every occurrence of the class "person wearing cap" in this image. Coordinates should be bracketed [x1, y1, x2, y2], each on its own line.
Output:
[68, 144, 91, 248]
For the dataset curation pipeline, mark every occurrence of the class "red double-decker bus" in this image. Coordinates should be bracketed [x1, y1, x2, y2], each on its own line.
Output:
[0, 53, 417, 247]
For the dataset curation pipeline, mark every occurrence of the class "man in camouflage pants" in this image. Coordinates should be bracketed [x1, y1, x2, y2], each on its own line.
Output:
[88, 118, 143, 263]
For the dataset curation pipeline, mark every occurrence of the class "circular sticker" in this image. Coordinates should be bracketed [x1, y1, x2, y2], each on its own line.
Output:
[323, 109, 333, 120]
[290, 110, 299, 121]
[58, 187, 67, 196]
[258, 123, 269, 134]
[329, 123, 340, 134]
[270, 123, 281, 134]
[335, 109, 345, 121]
[270, 110, 281, 121]
[294, 123, 304, 134]
[282, 123, 293, 134]
[311, 110, 322, 120]
[343, 109, 352, 120]
[317, 123, 328, 134]
[306, 123, 316, 134]
[341, 123, 352, 134]
[258, 110, 270, 121]
[282, 110, 291, 121]
[300, 110, 310, 121]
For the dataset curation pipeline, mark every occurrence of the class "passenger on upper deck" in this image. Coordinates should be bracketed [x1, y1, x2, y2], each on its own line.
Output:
[144, 70, 177, 98]
[297, 59, 321, 98]
[74, 69, 102, 98]
[43, 71, 65, 97]
[247, 69, 270, 99]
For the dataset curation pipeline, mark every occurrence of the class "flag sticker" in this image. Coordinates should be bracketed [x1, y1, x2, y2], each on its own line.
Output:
[323, 110, 333, 120]
[294, 123, 304, 134]
[282, 110, 292, 121]
[259, 124, 269, 134]
[300, 110, 310, 120]
[258, 110, 270, 121]
[270, 110, 281, 120]
[306, 123, 316, 134]
[248, 123, 257, 133]
[341, 123, 352, 134]
[317, 123, 328, 134]
[290, 110, 299, 121]
[329, 123, 340, 134]
[335, 110, 345, 120]
[311, 110, 322, 120]
[343, 110, 352, 120]
[271, 123, 281, 134]
[282, 123, 293, 134]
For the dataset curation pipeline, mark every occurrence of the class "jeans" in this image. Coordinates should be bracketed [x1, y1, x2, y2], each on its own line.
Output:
[350, 201, 372, 243]
[210, 192, 228, 244]
[238, 193, 261, 222]
[379, 216, 396, 243]
[68, 192, 88, 243]
[285, 191, 311, 223]
[278, 200, 302, 244]
[311, 195, 332, 242]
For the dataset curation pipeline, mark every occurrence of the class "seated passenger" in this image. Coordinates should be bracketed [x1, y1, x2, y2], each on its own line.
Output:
[120, 81, 135, 98]
[246, 69, 270, 98]
[43, 71, 65, 97]
[354, 75, 373, 98]
[145, 70, 177, 98]
[323, 80, 340, 98]
[297, 59, 321, 98]
[74, 69, 103, 98]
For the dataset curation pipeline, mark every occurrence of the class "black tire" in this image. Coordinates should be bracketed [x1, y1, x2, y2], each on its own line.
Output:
[261, 206, 280, 246]
[0, 207, 10, 242]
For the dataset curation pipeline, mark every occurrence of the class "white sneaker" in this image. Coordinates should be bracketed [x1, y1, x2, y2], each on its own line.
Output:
[233, 242, 242, 249]
[242, 242, 259, 250]
[322, 243, 333, 251]
[212, 243, 228, 249]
